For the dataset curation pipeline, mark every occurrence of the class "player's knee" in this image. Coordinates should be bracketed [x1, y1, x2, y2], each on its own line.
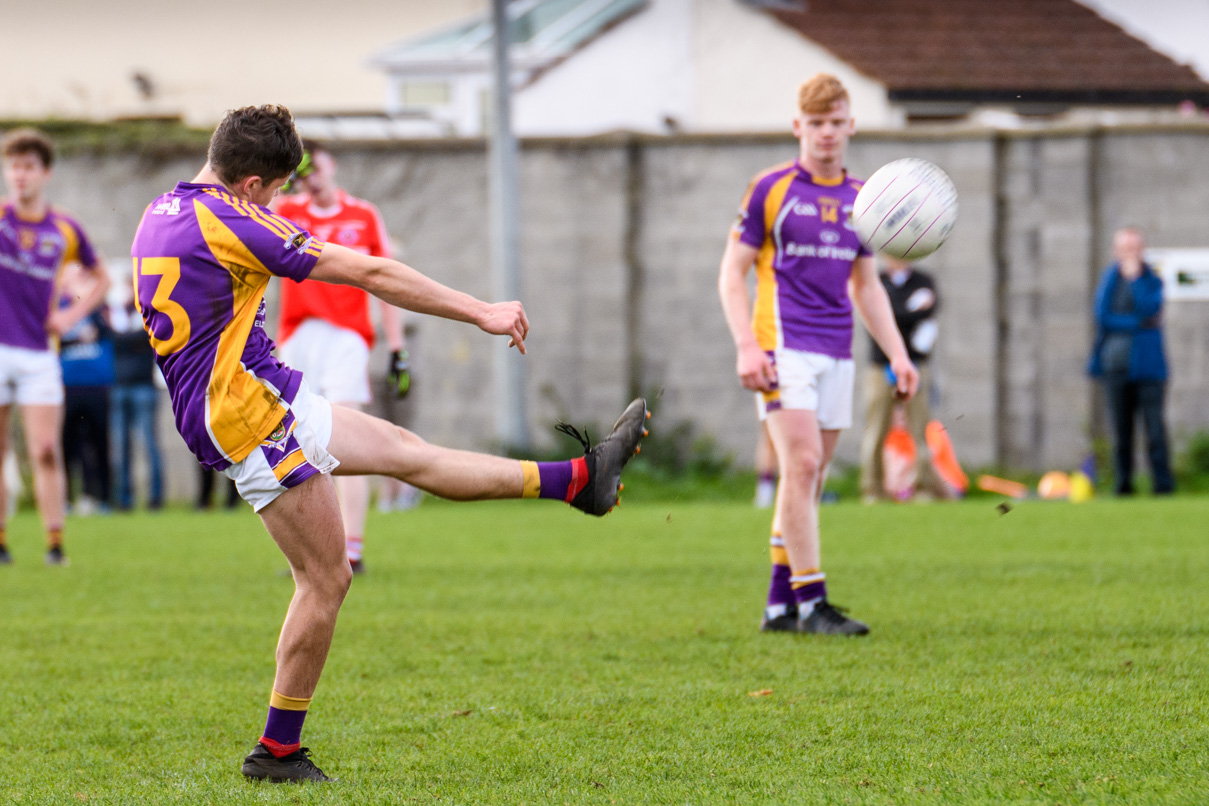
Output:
[332, 561, 353, 600]
[29, 440, 59, 470]
[783, 452, 823, 486]
[308, 560, 352, 610]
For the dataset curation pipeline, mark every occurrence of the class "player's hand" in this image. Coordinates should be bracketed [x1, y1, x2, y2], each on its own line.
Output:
[737, 342, 777, 392]
[889, 356, 920, 400]
[478, 301, 529, 355]
[388, 350, 411, 398]
[46, 309, 75, 337]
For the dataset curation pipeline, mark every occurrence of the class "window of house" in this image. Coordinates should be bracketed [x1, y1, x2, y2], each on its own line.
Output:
[397, 80, 452, 108]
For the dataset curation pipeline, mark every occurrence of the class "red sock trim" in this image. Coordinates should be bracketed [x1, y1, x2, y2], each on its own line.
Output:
[259, 736, 301, 758]
[564, 457, 589, 503]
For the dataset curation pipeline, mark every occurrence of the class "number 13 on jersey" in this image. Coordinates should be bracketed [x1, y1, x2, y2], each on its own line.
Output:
[135, 257, 192, 356]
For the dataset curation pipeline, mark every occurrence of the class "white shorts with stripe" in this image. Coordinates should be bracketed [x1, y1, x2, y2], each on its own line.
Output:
[755, 348, 854, 430]
[224, 381, 340, 512]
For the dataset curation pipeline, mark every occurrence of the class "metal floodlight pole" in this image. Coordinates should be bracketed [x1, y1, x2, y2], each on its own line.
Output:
[489, 0, 530, 449]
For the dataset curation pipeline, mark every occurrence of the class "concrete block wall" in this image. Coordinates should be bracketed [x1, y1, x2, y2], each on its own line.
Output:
[33, 123, 1209, 502]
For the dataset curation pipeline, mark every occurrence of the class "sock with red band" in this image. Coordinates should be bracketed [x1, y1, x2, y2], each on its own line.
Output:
[522, 458, 589, 502]
[260, 690, 311, 757]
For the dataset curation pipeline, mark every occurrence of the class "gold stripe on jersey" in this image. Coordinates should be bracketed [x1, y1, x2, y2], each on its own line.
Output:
[242, 200, 295, 240]
[53, 217, 81, 265]
[751, 171, 797, 351]
[730, 161, 794, 242]
[47, 218, 84, 328]
[194, 199, 289, 464]
[202, 188, 294, 241]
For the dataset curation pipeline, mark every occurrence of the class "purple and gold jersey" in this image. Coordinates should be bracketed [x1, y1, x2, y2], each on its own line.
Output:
[0, 203, 99, 351]
[130, 182, 325, 471]
[732, 162, 869, 359]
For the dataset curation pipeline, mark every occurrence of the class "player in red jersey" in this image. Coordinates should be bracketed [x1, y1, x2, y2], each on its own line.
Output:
[274, 141, 406, 574]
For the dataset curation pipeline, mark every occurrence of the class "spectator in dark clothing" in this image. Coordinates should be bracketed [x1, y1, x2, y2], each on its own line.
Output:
[196, 466, 240, 510]
[858, 254, 949, 502]
[1088, 226, 1174, 496]
[60, 304, 114, 512]
[110, 298, 164, 510]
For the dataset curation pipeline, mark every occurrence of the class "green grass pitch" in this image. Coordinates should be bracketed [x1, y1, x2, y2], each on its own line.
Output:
[1, 495, 1206, 804]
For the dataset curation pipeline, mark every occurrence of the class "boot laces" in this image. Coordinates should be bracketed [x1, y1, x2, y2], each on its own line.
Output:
[555, 421, 592, 453]
[815, 600, 851, 625]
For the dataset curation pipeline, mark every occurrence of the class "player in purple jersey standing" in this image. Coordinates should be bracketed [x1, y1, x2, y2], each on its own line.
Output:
[0, 128, 111, 567]
[718, 75, 919, 636]
[130, 105, 647, 783]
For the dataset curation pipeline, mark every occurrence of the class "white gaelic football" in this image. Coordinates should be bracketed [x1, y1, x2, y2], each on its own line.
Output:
[853, 158, 958, 261]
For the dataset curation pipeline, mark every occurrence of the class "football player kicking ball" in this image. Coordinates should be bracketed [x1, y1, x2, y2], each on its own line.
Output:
[718, 74, 918, 636]
[130, 105, 647, 783]
[274, 139, 406, 575]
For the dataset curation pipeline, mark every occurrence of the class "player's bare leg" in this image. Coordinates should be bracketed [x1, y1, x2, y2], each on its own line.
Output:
[766, 409, 824, 571]
[20, 404, 67, 565]
[766, 409, 867, 636]
[0, 405, 10, 564]
[241, 474, 347, 783]
[326, 400, 649, 514]
[331, 401, 371, 573]
[328, 407, 525, 498]
[260, 475, 351, 698]
[758, 417, 835, 633]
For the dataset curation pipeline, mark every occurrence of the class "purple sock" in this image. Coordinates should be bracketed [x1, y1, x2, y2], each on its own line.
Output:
[767, 564, 794, 609]
[536, 459, 588, 501]
[792, 578, 827, 607]
[261, 706, 307, 756]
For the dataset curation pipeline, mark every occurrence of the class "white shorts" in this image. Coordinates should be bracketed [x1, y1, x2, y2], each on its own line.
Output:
[756, 348, 854, 430]
[279, 319, 371, 406]
[0, 343, 64, 406]
[224, 382, 341, 512]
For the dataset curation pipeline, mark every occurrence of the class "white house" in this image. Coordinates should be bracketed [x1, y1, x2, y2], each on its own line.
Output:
[366, 0, 1209, 139]
[368, 0, 897, 137]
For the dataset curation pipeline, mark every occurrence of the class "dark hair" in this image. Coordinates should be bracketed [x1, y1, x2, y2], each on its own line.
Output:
[1, 128, 54, 168]
[207, 105, 303, 186]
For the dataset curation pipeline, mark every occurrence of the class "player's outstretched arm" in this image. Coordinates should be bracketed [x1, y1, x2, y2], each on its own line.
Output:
[718, 238, 776, 392]
[310, 243, 529, 353]
[850, 255, 918, 399]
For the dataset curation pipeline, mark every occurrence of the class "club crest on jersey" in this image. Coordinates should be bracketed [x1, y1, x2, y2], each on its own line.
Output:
[732, 209, 748, 233]
[284, 231, 314, 252]
[261, 418, 296, 452]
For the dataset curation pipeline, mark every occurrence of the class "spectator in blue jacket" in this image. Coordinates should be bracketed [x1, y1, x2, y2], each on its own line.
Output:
[59, 295, 115, 513]
[1088, 227, 1174, 496]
